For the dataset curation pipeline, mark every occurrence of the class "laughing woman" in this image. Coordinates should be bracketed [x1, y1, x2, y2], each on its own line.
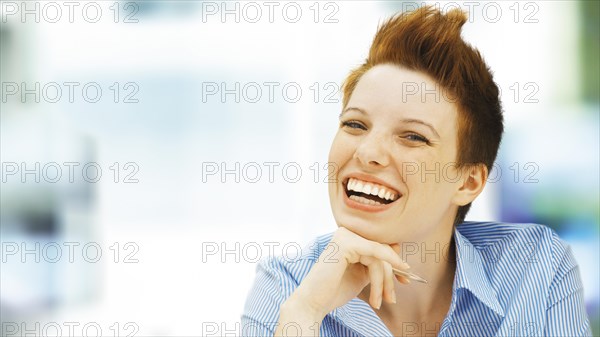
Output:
[242, 6, 592, 337]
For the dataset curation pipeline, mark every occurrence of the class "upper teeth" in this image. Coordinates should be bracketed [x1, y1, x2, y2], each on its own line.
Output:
[346, 178, 399, 201]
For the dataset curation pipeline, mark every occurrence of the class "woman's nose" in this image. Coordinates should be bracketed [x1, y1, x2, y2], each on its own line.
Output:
[353, 132, 390, 168]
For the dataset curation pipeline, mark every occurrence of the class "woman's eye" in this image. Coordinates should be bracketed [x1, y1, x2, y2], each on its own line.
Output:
[341, 121, 367, 130]
[405, 133, 430, 144]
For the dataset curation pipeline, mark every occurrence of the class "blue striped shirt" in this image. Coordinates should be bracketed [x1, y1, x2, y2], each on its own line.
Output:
[241, 222, 593, 336]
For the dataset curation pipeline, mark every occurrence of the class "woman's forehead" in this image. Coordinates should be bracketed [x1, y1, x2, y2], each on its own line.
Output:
[348, 64, 459, 137]
[353, 64, 451, 103]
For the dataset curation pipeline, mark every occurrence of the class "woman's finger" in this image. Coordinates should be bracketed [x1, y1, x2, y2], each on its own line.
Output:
[395, 274, 411, 284]
[362, 256, 384, 309]
[388, 243, 412, 285]
[382, 261, 396, 304]
[390, 243, 402, 255]
[337, 228, 410, 270]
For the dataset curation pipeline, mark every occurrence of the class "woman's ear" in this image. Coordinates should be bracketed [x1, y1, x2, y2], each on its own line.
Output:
[452, 163, 488, 206]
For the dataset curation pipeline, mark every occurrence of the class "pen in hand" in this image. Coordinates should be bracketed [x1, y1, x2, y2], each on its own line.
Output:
[392, 267, 428, 284]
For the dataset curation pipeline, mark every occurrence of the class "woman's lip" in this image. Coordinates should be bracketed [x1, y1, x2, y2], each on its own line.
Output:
[343, 187, 396, 212]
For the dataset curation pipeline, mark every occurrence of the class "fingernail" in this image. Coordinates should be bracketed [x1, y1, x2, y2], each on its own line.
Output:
[377, 294, 382, 309]
[391, 289, 397, 303]
[402, 261, 410, 269]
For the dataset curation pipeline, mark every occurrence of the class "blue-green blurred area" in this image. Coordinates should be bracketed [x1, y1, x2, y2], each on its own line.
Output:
[1, 1, 598, 335]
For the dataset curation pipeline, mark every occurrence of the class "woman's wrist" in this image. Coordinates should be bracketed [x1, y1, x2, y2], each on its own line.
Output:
[280, 291, 326, 325]
[276, 294, 325, 337]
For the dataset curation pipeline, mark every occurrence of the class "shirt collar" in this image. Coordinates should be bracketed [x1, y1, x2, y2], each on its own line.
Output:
[452, 226, 505, 317]
[331, 298, 392, 337]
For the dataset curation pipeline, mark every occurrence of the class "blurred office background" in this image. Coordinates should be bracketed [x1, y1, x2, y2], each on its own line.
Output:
[1, 1, 598, 335]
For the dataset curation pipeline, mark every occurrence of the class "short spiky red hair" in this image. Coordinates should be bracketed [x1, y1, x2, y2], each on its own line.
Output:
[342, 6, 504, 225]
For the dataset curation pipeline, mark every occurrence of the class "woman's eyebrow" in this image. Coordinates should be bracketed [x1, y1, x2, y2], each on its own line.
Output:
[400, 118, 440, 138]
[339, 107, 368, 118]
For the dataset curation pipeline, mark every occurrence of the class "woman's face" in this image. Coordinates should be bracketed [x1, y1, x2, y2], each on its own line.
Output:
[328, 64, 469, 243]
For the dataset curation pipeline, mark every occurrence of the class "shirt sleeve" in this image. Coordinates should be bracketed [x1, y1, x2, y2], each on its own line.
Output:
[543, 239, 593, 337]
[241, 257, 286, 337]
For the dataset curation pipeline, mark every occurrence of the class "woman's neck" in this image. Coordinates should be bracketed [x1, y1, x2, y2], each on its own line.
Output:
[359, 228, 457, 327]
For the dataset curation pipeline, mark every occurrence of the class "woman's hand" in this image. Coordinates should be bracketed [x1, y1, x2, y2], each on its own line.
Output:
[277, 227, 411, 326]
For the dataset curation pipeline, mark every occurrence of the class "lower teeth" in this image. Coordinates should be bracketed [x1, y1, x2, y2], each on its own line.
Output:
[349, 195, 383, 206]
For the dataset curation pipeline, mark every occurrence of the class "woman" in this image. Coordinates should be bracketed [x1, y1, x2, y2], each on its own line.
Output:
[242, 6, 592, 337]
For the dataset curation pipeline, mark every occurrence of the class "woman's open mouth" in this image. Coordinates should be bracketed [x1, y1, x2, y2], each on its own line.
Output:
[343, 177, 400, 210]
